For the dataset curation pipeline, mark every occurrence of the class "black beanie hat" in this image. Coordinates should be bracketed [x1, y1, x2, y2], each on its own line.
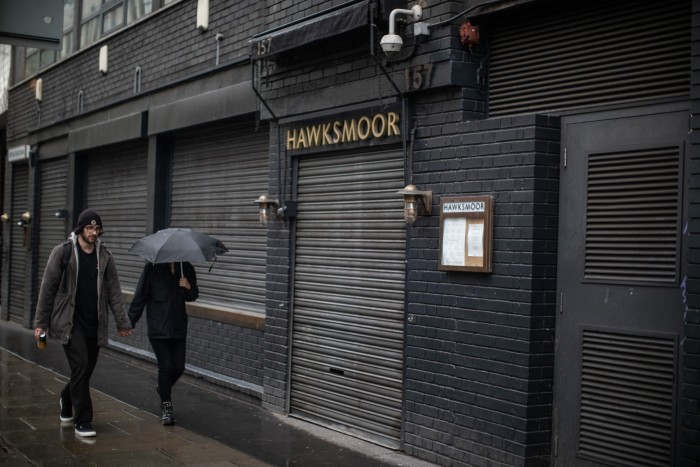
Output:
[76, 209, 102, 231]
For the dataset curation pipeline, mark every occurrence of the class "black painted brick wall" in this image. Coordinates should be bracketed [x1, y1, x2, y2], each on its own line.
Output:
[111, 306, 265, 393]
[683, 1, 700, 464]
[262, 122, 294, 411]
[258, 2, 479, 413]
[402, 107, 559, 467]
[187, 318, 265, 386]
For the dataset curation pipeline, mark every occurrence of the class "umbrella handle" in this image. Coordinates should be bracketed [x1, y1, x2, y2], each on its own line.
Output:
[180, 262, 184, 278]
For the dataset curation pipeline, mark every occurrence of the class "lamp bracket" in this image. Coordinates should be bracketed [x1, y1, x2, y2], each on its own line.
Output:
[280, 200, 297, 218]
[422, 191, 432, 215]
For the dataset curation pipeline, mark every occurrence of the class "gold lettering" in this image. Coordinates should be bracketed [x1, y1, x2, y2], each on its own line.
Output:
[286, 129, 297, 150]
[306, 125, 322, 147]
[357, 116, 371, 140]
[371, 114, 386, 138]
[322, 123, 333, 145]
[387, 112, 400, 136]
[288, 112, 401, 150]
[341, 119, 357, 142]
[296, 127, 307, 149]
[333, 121, 342, 143]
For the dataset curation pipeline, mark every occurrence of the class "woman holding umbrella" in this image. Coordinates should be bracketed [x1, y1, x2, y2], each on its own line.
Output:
[128, 261, 198, 425]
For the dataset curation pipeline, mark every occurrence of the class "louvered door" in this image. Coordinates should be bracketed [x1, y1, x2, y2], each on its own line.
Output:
[554, 106, 686, 466]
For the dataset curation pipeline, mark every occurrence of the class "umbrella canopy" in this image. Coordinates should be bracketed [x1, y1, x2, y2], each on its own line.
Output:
[128, 228, 228, 264]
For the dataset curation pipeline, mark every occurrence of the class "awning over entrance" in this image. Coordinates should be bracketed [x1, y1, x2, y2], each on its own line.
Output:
[249, 0, 369, 60]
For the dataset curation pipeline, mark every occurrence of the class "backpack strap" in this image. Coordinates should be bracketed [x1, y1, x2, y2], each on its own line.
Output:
[60, 240, 72, 272]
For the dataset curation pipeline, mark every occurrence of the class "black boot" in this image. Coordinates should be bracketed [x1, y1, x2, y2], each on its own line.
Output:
[161, 401, 174, 426]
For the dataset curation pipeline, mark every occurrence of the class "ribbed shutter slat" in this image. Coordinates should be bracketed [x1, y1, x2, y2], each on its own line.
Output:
[170, 120, 268, 312]
[291, 149, 405, 448]
[85, 141, 149, 290]
[8, 164, 29, 324]
[489, 0, 690, 116]
[37, 158, 68, 293]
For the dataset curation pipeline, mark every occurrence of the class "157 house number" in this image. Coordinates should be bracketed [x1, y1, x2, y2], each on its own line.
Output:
[404, 64, 433, 91]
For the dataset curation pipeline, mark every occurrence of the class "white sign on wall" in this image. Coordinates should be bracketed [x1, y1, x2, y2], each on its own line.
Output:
[7, 145, 29, 162]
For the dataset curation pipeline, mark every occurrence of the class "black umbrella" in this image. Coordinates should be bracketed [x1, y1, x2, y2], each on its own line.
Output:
[128, 228, 228, 267]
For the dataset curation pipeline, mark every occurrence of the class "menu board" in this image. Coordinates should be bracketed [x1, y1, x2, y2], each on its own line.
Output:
[438, 196, 493, 272]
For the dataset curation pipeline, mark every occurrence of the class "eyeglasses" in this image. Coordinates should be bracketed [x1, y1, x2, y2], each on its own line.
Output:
[84, 225, 101, 232]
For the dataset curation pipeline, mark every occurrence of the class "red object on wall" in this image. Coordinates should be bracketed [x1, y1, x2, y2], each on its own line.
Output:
[459, 20, 480, 48]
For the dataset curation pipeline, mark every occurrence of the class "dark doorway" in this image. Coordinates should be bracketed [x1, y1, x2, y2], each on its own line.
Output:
[554, 105, 687, 467]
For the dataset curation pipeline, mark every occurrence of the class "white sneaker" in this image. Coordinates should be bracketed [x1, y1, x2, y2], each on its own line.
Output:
[74, 423, 96, 437]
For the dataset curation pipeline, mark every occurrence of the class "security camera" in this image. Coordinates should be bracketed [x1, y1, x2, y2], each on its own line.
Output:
[379, 5, 423, 56]
[380, 34, 403, 54]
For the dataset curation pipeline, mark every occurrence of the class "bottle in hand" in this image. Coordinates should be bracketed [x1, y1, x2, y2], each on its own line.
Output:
[38, 331, 47, 350]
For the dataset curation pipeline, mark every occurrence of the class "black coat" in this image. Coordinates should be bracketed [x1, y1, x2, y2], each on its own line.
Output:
[128, 262, 198, 339]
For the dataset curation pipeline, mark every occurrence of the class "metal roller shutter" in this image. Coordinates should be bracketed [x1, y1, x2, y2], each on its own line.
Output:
[291, 149, 406, 448]
[37, 157, 69, 292]
[85, 141, 148, 291]
[488, 0, 690, 116]
[170, 120, 268, 311]
[9, 164, 29, 324]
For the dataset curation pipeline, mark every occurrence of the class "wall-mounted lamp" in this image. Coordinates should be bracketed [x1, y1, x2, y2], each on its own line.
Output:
[20, 211, 32, 250]
[397, 184, 432, 225]
[54, 209, 69, 219]
[254, 194, 279, 226]
[19, 211, 32, 226]
[197, 0, 209, 31]
[0, 213, 9, 223]
[380, 5, 424, 56]
[99, 45, 108, 74]
[35, 78, 43, 102]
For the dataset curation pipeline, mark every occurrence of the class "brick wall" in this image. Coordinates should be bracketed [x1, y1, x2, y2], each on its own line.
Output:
[188, 317, 265, 391]
[6, 0, 265, 141]
[256, 1, 479, 413]
[262, 122, 295, 411]
[402, 106, 560, 467]
[682, 1, 700, 464]
[112, 308, 265, 397]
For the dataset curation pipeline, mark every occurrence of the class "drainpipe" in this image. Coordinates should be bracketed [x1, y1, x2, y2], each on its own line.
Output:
[250, 60, 285, 213]
[369, 1, 409, 185]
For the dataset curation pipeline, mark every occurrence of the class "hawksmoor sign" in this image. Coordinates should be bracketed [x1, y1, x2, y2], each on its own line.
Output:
[285, 106, 402, 154]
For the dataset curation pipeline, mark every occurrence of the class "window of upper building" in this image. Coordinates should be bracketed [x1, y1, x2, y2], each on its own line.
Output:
[16, 0, 161, 82]
[80, 0, 153, 48]
[23, 0, 74, 77]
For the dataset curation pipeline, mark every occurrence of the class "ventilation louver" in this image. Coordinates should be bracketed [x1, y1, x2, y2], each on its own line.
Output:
[489, 0, 690, 116]
[579, 329, 675, 466]
[585, 146, 680, 284]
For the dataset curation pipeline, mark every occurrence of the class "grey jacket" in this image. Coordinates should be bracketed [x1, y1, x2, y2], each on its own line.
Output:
[34, 233, 131, 346]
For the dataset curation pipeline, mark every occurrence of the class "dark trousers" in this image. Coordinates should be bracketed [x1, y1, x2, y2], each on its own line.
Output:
[61, 326, 100, 425]
[149, 338, 186, 402]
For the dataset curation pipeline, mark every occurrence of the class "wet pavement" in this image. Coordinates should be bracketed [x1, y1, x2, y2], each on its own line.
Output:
[0, 321, 436, 467]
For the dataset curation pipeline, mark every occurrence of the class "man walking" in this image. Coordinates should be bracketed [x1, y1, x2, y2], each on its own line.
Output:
[34, 209, 132, 438]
